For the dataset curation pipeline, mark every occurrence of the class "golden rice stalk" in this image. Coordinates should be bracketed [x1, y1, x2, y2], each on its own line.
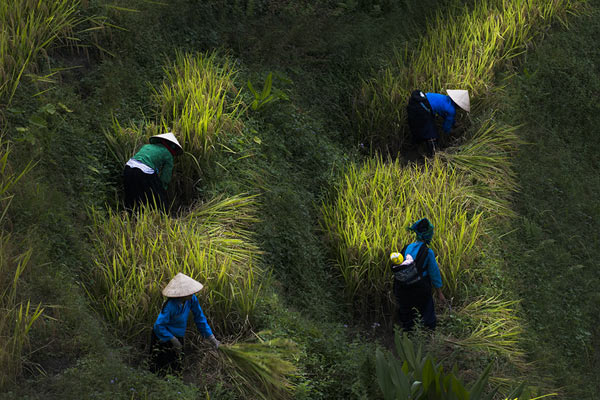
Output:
[218, 337, 299, 400]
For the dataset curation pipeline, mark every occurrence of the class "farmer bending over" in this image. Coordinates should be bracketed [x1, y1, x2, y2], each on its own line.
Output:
[123, 132, 183, 212]
[150, 273, 220, 375]
[406, 89, 470, 156]
[391, 218, 445, 331]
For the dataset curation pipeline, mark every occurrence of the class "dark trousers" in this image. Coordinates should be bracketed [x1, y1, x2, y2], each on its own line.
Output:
[149, 331, 184, 376]
[407, 105, 439, 156]
[393, 278, 437, 331]
[123, 166, 167, 212]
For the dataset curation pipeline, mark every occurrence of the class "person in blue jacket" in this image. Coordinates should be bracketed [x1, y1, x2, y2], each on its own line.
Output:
[150, 273, 220, 375]
[406, 89, 470, 156]
[392, 218, 446, 331]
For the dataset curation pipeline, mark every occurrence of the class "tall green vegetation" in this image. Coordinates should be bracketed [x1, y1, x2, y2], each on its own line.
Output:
[355, 0, 583, 152]
[0, 138, 42, 388]
[322, 156, 485, 312]
[321, 0, 583, 384]
[0, 0, 97, 104]
[376, 332, 548, 400]
[106, 50, 244, 203]
[86, 195, 263, 340]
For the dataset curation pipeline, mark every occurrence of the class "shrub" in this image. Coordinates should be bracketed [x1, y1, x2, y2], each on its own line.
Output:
[86, 195, 263, 341]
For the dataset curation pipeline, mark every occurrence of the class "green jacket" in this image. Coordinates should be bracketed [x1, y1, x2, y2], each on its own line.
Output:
[132, 144, 174, 190]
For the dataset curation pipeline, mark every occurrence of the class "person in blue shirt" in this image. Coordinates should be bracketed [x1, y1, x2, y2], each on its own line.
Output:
[406, 89, 470, 156]
[392, 218, 446, 331]
[149, 273, 220, 375]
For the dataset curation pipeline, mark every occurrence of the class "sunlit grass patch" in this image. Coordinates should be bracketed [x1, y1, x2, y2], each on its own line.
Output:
[155, 50, 243, 160]
[441, 118, 522, 215]
[322, 156, 485, 315]
[446, 295, 526, 367]
[216, 336, 299, 400]
[355, 0, 583, 152]
[106, 50, 245, 203]
[86, 195, 263, 341]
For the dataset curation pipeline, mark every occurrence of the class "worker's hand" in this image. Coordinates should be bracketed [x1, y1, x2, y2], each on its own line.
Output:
[209, 334, 220, 349]
[169, 336, 182, 352]
[436, 289, 447, 304]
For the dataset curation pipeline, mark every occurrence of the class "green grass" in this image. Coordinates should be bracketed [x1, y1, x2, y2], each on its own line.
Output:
[1, 0, 598, 398]
[0, 139, 43, 389]
[496, 2, 600, 396]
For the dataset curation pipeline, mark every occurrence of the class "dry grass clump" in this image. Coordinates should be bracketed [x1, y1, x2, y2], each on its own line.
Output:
[86, 195, 263, 341]
[355, 0, 583, 152]
[322, 156, 485, 314]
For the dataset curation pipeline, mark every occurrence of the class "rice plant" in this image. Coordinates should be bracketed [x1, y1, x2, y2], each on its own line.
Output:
[0, 0, 87, 104]
[154, 50, 243, 161]
[321, 156, 486, 314]
[441, 118, 522, 215]
[86, 194, 263, 341]
[216, 335, 299, 400]
[447, 295, 526, 366]
[106, 50, 245, 202]
[355, 0, 584, 151]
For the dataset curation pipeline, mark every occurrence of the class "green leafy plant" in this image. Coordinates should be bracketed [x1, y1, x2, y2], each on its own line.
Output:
[376, 332, 554, 400]
[247, 72, 289, 111]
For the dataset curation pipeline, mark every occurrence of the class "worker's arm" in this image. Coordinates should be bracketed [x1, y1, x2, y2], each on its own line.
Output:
[153, 302, 175, 341]
[442, 106, 456, 133]
[426, 250, 446, 303]
[190, 295, 214, 338]
[159, 158, 173, 190]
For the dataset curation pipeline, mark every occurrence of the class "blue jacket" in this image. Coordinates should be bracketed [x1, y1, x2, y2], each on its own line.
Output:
[404, 242, 443, 288]
[153, 295, 213, 341]
[426, 93, 456, 133]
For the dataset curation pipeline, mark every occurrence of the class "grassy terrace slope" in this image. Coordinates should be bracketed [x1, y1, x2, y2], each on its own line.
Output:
[0, 0, 599, 399]
[498, 3, 600, 397]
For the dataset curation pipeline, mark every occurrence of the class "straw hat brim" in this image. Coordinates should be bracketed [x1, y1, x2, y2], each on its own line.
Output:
[162, 273, 204, 297]
[446, 89, 471, 112]
[150, 132, 184, 155]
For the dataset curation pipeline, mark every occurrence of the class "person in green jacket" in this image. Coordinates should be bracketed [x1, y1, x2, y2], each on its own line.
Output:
[123, 132, 183, 211]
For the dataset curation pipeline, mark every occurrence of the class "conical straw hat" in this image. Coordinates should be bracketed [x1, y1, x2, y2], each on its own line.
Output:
[162, 273, 204, 297]
[446, 89, 470, 112]
[149, 132, 184, 155]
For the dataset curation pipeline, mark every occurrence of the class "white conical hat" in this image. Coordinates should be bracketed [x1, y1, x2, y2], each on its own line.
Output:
[446, 89, 470, 112]
[162, 273, 203, 297]
[149, 132, 183, 155]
